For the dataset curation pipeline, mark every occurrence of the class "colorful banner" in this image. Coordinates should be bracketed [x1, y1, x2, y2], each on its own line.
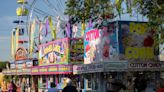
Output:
[31, 67, 39, 74]
[84, 29, 100, 64]
[70, 38, 84, 64]
[31, 65, 72, 75]
[29, 19, 36, 55]
[58, 64, 72, 73]
[17, 69, 23, 75]
[38, 38, 69, 66]
[11, 30, 15, 58]
[48, 16, 56, 39]
[56, 16, 60, 32]
[39, 66, 48, 73]
[15, 28, 19, 54]
[118, 21, 155, 59]
[84, 25, 118, 64]
[22, 68, 31, 75]
[48, 66, 57, 72]
[81, 22, 86, 37]
[2, 64, 69, 75]
[38, 22, 44, 43]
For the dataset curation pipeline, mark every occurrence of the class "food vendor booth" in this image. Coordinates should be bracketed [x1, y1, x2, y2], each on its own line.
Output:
[35, 37, 83, 92]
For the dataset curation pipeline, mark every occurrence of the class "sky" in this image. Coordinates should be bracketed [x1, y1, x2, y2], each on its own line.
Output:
[0, 0, 17, 61]
[0, 0, 147, 61]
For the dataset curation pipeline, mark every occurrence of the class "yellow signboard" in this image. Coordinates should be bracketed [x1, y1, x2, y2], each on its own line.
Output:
[125, 47, 154, 59]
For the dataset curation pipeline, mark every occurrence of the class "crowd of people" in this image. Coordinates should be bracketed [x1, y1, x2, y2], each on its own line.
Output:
[48, 78, 78, 92]
[105, 74, 164, 92]
[0, 78, 78, 92]
[1, 80, 18, 92]
[1, 77, 164, 92]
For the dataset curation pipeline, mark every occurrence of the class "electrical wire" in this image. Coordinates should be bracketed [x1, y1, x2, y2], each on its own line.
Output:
[26, 0, 68, 52]
[58, 0, 68, 20]
[27, 3, 66, 23]
[57, 0, 64, 12]
[44, 0, 67, 20]
[58, 0, 66, 12]
[26, 0, 37, 35]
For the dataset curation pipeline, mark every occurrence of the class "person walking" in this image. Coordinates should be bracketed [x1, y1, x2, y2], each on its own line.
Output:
[62, 78, 78, 92]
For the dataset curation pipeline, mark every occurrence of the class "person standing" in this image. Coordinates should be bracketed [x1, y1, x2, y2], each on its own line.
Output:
[48, 82, 59, 92]
[8, 81, 17, 92]
[21, 79, 25, 92]
[62, 78, 78, 92]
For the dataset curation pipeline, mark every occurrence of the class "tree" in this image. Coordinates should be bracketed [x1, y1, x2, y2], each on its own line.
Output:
[64, 0, 163, 29]
[3, 75, 12, 83]
[0, 62, 8, 72]
[64, 0, 164, 45]
[64, 0, 114, 23]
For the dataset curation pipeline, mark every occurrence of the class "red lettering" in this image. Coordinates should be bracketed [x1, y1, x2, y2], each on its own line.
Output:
[85, 29, 99, 41]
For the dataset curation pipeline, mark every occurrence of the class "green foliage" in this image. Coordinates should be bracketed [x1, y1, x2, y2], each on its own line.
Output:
[64, 0, 114, 23]
[65, 0, 163, 28]
[132, 0, 163, 25]
[0, 62, 8, 69]
[64, 0, 164, 46]
[3, 75, 19, 83]
[3, 75, 12, 83]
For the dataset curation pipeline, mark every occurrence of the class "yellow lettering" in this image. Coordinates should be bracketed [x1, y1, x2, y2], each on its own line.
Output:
[140, 24, 147, 34]
[133, 47, 139, 59]
[59, 67, 68, 71]
[125, 47, 133, 59]
[129, 23, 136, 33]
[32, 69, 38, 72]
[44, 45, 52, 55]
[53, 45, 60, 53]
[39, 68, 47, 72]
[126, 47, 154, 59]
[49, 67, 57, 71]
[129, 23, 147, 35]
[146, 47, 154, 58]
[139, 47, 145, 58]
